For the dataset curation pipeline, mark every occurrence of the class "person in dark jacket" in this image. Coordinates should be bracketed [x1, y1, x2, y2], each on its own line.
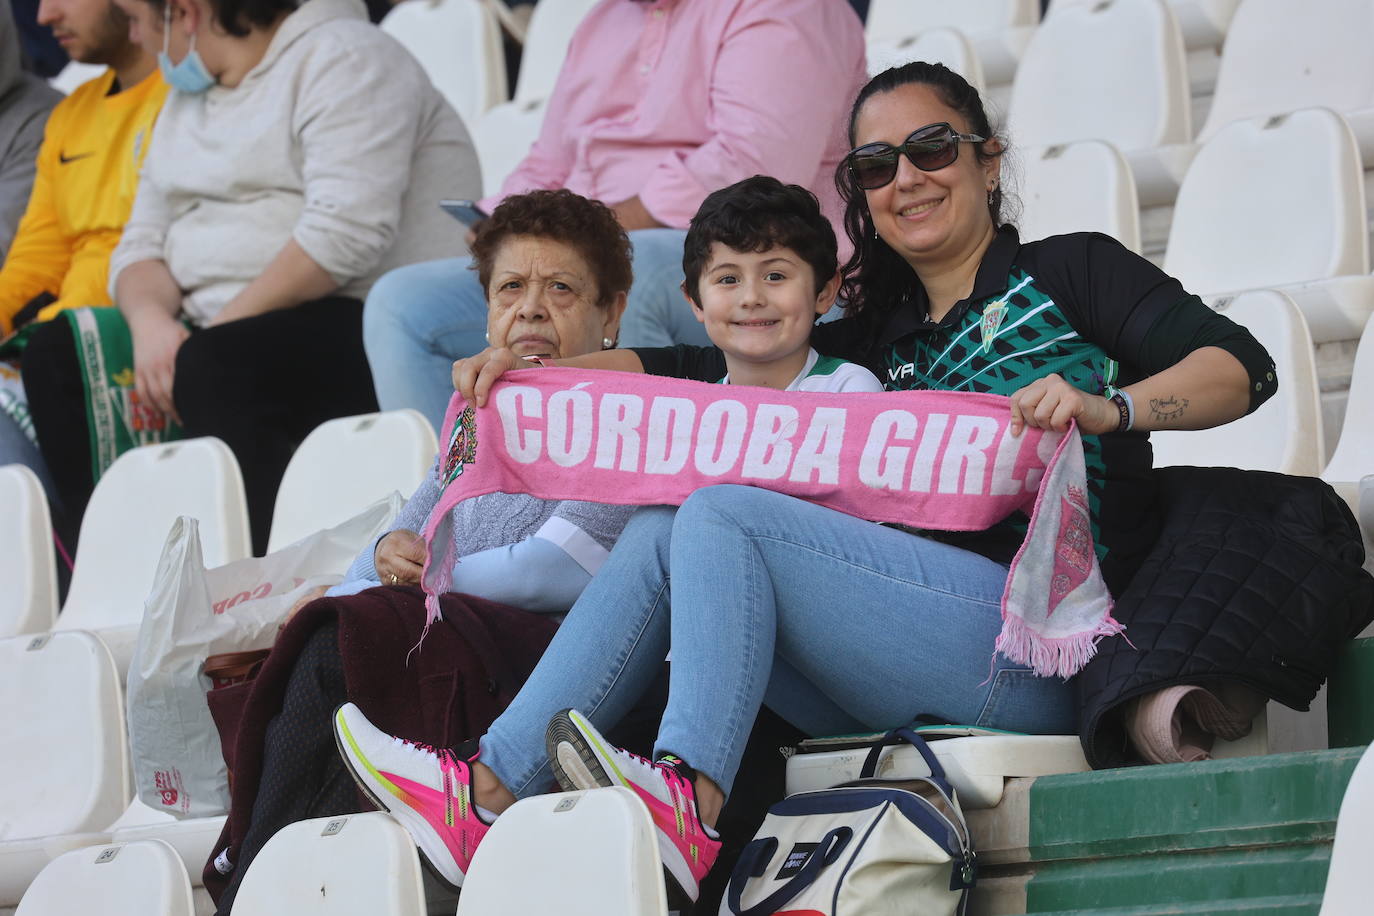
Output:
[337, 62, 1278, 904]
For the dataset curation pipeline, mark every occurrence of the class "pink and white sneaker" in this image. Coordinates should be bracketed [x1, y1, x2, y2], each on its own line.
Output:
[545, 708, 721, 903]
[333, 703, 490, 889]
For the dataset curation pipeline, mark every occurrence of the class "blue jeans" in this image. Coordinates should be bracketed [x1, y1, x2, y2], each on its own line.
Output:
[0, 407, 60, 512]
[480, 486, 1076, 798]
[362, 228, 710, 431]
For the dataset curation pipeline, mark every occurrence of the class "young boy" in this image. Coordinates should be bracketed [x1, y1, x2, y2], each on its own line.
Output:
[681, 176, 884, 393]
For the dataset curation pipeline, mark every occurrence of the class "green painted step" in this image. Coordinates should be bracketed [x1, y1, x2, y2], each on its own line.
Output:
[1328, 637, 1374, 748]
[1021, 747, 1365, 915]
[1025, 846, 1331, 913]
[1025, 894, 1323, 916]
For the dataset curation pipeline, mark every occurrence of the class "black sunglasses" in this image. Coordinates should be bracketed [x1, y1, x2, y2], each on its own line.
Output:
[844, 122, 986, 190]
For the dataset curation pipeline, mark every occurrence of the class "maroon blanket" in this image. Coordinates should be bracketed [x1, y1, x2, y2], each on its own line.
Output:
[201, 586, 558, 899]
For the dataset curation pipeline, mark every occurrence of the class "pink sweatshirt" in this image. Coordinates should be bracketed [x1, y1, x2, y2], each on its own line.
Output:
[481, 0, 866, 254]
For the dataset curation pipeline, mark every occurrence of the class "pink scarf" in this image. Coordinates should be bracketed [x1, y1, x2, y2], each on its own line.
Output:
[421, 367, 1123, 678]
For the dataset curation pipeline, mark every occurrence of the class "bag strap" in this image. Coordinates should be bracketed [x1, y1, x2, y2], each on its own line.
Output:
[726, 827, 852, 916]
[203, 649, 271, 683]
[860, 727, 945, 780]
[860, 726, 964, 802]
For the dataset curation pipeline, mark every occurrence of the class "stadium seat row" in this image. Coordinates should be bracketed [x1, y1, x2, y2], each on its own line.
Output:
[0, 410, 438, 909]
[0, 409, 436, 650]
[1, 308, 1371, 902]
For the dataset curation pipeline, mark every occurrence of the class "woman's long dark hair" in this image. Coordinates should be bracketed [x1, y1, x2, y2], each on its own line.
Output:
[835, 62, 1007, 340]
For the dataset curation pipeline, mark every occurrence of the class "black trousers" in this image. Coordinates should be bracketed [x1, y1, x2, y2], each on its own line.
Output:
[24, 298, 379, 554]
[213, 624, 356, 916]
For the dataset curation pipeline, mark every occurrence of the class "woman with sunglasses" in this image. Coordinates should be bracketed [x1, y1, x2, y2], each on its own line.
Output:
[336, 62, 1278, 906]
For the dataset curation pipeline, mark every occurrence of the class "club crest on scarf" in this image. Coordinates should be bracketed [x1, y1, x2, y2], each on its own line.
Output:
[441, 405, 478, 486]
[1048, 484, 1093, 614]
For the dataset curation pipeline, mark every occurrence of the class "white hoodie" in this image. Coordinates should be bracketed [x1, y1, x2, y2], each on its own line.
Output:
[110, 0, 480, 324]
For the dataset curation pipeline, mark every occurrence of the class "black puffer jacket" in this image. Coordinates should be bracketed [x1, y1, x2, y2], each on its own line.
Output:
[1077, 466, 1374, 768]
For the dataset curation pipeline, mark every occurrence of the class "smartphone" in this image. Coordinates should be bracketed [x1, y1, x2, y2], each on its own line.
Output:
[439, 199, 488, 228]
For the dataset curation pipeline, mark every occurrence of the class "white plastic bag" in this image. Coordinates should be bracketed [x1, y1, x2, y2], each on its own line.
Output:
[127, 494, 403, 818]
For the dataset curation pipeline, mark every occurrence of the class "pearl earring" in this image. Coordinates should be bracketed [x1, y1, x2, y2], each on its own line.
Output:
[602, 337, 616, 350]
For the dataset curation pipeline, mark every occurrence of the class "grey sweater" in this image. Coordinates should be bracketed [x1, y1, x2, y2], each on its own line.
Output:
[0, 3, 61, 260]
[331, 466, 636, 613]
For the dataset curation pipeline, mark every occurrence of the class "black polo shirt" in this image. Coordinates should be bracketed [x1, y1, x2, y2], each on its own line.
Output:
[636, 228, 1276, 594]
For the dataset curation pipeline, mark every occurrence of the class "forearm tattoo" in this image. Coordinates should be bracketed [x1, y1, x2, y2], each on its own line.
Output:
[1149, 395, 1189, 424]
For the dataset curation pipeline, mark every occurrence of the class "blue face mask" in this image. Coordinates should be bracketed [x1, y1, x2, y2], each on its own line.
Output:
[158, 4, 216, 94]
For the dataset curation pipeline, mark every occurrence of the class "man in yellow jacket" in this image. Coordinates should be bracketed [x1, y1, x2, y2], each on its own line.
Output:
[0, 0, 165, 335]
[0, 0, 165, 523]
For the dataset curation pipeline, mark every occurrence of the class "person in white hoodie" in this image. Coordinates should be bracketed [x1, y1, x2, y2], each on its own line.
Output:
[24, 0, 481, 553]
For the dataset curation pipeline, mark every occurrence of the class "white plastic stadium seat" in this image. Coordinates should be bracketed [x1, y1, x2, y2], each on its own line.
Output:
[1324, 316, 1374, 512]
[510, 0, 600, 106]
[267, 410, 436, 553]
[1163, 108, 1374, 344]
[1319, 744, 1374, 915]
[230, 813, 425, 916]
[0, 465, 58, 638]
[866, 27, 986, 90]
[1017, 140, 1141, 253]
[786, 733, 1089, 810]
[456, 788, 668, 916]
[867, 0, 1038, 39]
[785, 724, 1266, 810]
[1199, 0, 1374, 158]
[0, 631, 129, 908]
[1050, 0, 1237, 51]
[1151, 290, 1324, 477]
[54, 438, 251, 673]
[865, 0, 1038, 85]
[1008, 0, 1192, 207]
[46, 61, 106, 95]
[15, 840, 193, 916]
[1164, 0, 1237, 49]
[107, 800, 226, 894]
[473, 101, 546, 197]
[381, 0, 507, 126]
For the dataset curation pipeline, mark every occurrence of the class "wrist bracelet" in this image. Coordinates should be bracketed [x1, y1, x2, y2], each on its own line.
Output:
[1109, 392, 1131, 432]
[1120, 389, 1135, 431]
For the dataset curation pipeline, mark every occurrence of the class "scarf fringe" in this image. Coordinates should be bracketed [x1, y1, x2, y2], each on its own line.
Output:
[995, 612, 1127, 679]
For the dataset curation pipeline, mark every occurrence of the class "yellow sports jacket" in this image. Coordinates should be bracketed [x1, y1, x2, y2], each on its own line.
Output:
[0, 67, 166, 336]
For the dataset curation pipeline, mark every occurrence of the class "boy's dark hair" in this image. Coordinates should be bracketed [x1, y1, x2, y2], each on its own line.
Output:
[682, 176, 838, 304]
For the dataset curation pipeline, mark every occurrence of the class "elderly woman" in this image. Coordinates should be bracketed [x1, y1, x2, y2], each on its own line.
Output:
[23, 0, 478, 553]
[327, 188, 632, 605]
[203, 189, 634, 916]
[339, 62, 1278, 907]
